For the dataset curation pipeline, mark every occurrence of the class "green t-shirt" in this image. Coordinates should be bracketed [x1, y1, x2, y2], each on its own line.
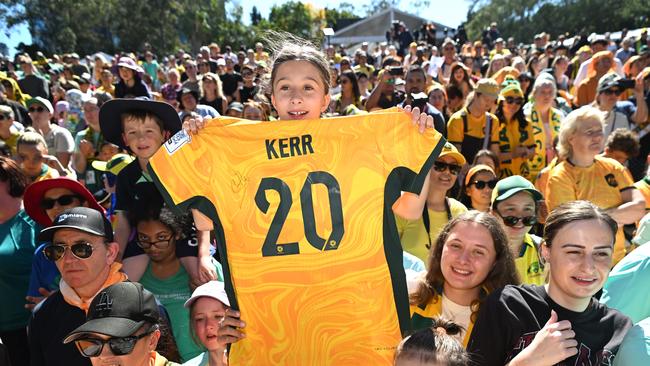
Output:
[139, 257, 223, 362]
[0, 210, 39, 331]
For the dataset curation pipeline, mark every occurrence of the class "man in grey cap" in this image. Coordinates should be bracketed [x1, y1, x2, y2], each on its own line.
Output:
[28, 207, 124, 366]
[590, 73, 648, 141]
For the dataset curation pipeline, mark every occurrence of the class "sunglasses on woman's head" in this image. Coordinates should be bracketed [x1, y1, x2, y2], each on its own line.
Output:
[28, 106, 45, 113]
[43, 242, 94, 261]
[505, 96, 524, 105]
[471, 179, 498, 189]
[500, 215, 537, 227]
[433, 161, 462, 175]
[75, 326, 157, 357]
[40, 194, 82, 210]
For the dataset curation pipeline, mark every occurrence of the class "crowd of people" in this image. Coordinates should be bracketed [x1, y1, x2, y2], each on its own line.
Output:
[1, 17, 650, 366]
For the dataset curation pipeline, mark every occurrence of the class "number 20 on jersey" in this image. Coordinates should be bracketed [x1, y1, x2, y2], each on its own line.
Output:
[255, 171, 345, 257]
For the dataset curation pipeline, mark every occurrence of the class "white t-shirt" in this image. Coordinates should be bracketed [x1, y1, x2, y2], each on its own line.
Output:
[441, 294, 472, 342]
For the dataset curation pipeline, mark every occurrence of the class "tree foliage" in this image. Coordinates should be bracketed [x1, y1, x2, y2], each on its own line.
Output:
[465, 0, 650, 43]
[0, 0, 344, 56]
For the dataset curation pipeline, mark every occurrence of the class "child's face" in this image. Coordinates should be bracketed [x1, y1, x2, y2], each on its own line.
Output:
[17, 143, 46, 177]
[193, 297, 229, 351]
[97, 143, 120, 162]
[271, 60, 330, 121]
[122, 116, 166, 159]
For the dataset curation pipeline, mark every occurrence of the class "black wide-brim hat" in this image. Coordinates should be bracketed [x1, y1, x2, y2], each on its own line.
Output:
[99, 98, 182, 150]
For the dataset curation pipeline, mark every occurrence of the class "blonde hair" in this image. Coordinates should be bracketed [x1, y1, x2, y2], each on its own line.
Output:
[557, 107, 604, 160]
[201, 72, 225, 99]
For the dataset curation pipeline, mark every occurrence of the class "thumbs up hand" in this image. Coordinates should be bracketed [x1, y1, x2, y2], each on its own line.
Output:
[508, 310, 578, 366]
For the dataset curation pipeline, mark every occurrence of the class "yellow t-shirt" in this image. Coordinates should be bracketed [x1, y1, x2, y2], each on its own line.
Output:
[149, 110, 445, 364]
[515, 234, 545, 285]
[526, 105, 563, 182]
[396, 198, 468, 264]
[497, 117, 536, 178]
[447, 108, 500, 146]
[634, 178, 650, 211]
[546, 156, 635, 264]
[33, 164, 59, 183]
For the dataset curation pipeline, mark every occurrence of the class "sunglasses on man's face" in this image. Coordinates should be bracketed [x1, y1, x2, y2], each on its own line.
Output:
[75, 327, 157, 357]
[43, 242, 94, 261]
[500, 215, 537, 227]
[602, 88, 622, 96]
[433, 161, 462, 175]
[40, 194, 82, 210]
[471, 179, 498, 190]
[28, 106, 45, 113]
[505, 96, 524, 105]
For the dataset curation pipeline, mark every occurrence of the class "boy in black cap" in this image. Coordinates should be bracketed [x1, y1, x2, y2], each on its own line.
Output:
[63, 282, 179, 366]
[28, 207, 125, 366]
[99, 99, 206, 285]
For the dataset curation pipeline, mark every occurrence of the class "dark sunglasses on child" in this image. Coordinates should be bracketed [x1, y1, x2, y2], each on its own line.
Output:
[40, 194, 83, 210]
[433, 161, 462, 175]
[29, 106, 46, 113]
[500, 215, 537, 227]
[471, 179, 498, 189]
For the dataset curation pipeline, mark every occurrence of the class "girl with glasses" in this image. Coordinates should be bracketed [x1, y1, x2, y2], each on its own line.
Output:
[130, 194, 223, 363]
[394, 143, 468, 264]
[200, 73, 228, 116]
[468, 201, 632, 366]
[494, 79, 535, 179]
[490, 175, 545, 285]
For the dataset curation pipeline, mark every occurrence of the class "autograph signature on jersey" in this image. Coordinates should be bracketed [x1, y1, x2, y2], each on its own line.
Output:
[231, 171, 248, 194]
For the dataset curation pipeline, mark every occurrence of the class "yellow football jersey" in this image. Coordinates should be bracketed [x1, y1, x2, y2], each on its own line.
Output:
[546, 156, 635, 264]
[149, 110, 445, 364]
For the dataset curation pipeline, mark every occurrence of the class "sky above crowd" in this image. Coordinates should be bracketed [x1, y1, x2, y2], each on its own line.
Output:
[0, 0, 470, 57]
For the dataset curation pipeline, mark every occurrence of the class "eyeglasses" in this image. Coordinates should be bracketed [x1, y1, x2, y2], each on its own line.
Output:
[500, 215, 537, 227]
[0, 114, 9, 120]
[340, 79, 350, 84]
[471, 179, 498, 189]
[602, 89, 622, 96]
[40, 194, 82, 210]
[75, 326, 157, 357]
[433, 161, 462, 175]
[43, 242, 94, 261]
[28, 106, 46, 113]
[136, 235, 174, 249]
[505, 96, 524, 105]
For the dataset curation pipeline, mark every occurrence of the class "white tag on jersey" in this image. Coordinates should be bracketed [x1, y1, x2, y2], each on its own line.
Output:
[164, 130, 191, 155]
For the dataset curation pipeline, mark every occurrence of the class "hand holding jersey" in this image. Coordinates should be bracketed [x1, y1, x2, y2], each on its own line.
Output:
[509, 310, 578, 366]
[149, 109, 445, 363]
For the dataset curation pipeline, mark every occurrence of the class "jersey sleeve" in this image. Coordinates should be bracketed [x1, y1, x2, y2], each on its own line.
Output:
[446, 113, 464, 144]
[379, 112, 446, 195]
[613, 161, 635, 191]
[148, 128, 215, 215]
[546, 164, 577, 211]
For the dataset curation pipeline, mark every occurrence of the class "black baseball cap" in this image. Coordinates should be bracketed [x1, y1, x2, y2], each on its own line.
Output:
[99, 98, 181, 150]
[63, 282, 160, 343]
[38, 207, 114, 242]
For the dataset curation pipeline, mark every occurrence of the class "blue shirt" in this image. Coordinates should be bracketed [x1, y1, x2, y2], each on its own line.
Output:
[601, 243, 650, 323]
